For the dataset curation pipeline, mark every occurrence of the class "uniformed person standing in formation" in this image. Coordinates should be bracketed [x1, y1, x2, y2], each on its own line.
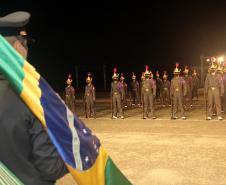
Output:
[161, 70, 171, 107]
[65, 74, 76, 114]
[222, 63, 226, 112]
[130, 72, 141, 106]
[155, 70, 163, 102]
[216, 63, 224, 113]
[141, 65, 156, 119]
[120, 73, 128, 108]
[205, 60, 224, 120]
[111, 68, 124, 119]
[183, 66, 193, 109]
[84, 73, 96, 118]
[191, 69, 199, 100]
[170, 63, 187, 120]
[140, 72, 145, 106]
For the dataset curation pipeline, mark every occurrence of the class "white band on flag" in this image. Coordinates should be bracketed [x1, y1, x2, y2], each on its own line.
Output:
[66, 107, 83, 170]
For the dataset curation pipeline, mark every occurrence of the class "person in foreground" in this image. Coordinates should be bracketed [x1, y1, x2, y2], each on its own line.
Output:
[0, 11, 68, 185]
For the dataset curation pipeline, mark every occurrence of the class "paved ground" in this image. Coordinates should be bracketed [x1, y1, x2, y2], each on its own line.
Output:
[57, 97, 226, 185]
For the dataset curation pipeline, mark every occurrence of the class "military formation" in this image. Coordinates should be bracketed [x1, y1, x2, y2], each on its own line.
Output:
[65, 57, 226, 121]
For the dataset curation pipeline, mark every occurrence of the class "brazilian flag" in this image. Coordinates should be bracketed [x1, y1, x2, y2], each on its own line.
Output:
[0, 35, 132, 185]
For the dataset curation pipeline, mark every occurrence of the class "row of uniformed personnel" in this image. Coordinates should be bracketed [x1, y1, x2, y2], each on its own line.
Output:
[65, 63, 203, 120]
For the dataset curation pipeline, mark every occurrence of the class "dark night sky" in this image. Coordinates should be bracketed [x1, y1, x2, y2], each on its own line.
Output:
[2, 1, 226, 93]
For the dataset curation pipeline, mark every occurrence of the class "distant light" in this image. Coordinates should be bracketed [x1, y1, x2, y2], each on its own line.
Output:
[206, 58, 210, 62]
[218, 56, 224, 63]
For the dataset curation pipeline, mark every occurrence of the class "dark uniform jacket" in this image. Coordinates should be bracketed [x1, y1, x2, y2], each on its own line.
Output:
[170, 77, 187, 96]
[141, 79, 156, 96]
[130, 80, 140, 92]
[191, 75, 199, 88]
[65, 85, 76, 113]
[204, 73, 224, 95]
[156, 78, 163, 92]
[111, 81, 123, 97]
[120, 81, 127, 100]
[162, 80, 170, 91]
[85, 84, 95, 100]
[0, 75, 68, 185]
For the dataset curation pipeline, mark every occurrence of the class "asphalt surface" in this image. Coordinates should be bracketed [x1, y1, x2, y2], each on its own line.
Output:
[57, 97, 226, 185]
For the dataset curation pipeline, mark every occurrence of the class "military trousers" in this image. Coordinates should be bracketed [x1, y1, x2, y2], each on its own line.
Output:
[131, 90, 140, 105]
[85, 95, 95, 117]
[192, 86, 198, 99]
[112, 94, 123, 117]
[65, 97, 76, 114]
[143, 93, 154, 117]
[184, 87, 192, 108]
[207, 88, 221, 117]
[172, 91, 185, 117]
[161, 88, 170, 105]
